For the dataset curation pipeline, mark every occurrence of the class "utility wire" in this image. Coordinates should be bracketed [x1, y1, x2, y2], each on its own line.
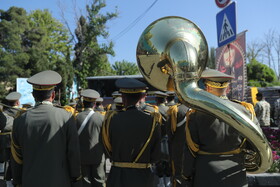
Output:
[111, 0, 159, 42]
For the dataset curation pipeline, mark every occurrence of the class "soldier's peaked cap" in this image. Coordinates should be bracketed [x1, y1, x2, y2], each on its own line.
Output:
[96, 97, 103, 102]
[201, 69, 234, 88]
[27, 70, 62, 91]
[116, 78, 148, 94]
[5, 92, 21, 101]
[154, 91, 168, 98]
[201, 69, 234, 82]
[81, 89, 100, 102]
[166, 91, 175, 96]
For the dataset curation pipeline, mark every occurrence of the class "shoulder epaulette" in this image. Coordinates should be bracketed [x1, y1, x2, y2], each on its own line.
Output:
[14, 109, 27, 118]
[102, 110, 118, 157]
[185, 109, 199, 157]
[231, 99, 256, 119]
[146, 103, 159, 112]
[167, 104, 179, 133]
[150, 111, 162, 125]
[63, 105, 76, 114]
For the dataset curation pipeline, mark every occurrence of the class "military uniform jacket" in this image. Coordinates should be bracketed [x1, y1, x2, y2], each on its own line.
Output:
[103, 106, 161, 187]
[76, 108, 105, 165]
[158, 104, 169, 122]
[183, 99, 256, 187]
[166, 104, 189, 178]
[11, 103, 81, 187]
[3, 107, 21, 118]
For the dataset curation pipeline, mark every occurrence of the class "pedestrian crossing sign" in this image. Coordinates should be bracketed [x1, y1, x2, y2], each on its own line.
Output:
[216, 1, 237, 47]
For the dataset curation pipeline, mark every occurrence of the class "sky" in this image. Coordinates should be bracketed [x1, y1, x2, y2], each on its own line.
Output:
[1, 0, 279, 64]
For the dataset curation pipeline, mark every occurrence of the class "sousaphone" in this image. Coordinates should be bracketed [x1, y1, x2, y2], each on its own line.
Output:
[136, 16, 272, 173]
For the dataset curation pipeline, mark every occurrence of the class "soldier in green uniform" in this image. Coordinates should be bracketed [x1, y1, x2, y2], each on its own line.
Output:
[166, 101, 189, 187]
[3, 92, 22, 118]
[166, 91, 176, 107]
[76, 89, 106, 187]
[102, 78, 162, 187]
[182, 69, 258, 187]
[95, 97, 105, 112]
[11, 70, 82, 187]
[154, 91, 173, 186]
[113, 97, 124, 111]
[1, 92, 23, 186]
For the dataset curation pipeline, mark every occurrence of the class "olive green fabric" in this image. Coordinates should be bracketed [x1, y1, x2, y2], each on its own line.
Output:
[76, 108, 106, 186]
[104, 106, 161, 187]
[11, 104, 81, 187]
[183, 99, 256, 187]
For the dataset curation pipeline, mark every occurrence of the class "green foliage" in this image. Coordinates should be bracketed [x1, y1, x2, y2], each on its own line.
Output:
[73, 0, 118, 89]
[112, 60, 140, 75]
[0, 7, 73, 102]
[0, 7, 31, 98]
[247, 59, 279, 87]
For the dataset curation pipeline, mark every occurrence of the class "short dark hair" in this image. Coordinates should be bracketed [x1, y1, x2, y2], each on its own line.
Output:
[256, 92, 263, 97]
[32, 89, 54, 102]
[122, 92, 144, 104]
[83, 100, 95, 108]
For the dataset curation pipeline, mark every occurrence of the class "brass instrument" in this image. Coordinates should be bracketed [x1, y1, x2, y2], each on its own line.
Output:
[136, 16, 272, 173]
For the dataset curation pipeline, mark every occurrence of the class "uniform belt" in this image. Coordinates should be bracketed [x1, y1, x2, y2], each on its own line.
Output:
[0, 132, 11, 135]
[112, 162, 151, 169]
[198, 147, 242, 155]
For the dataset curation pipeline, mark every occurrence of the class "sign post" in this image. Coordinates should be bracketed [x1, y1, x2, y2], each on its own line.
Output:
[216, 1, 237, 47]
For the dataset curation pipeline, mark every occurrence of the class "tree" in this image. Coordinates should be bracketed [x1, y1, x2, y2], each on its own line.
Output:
[28, 9, 74, 105]
[0, 7, 31, 99]
[0, 7, 73, 103]
[246, 40, 264, 64]
[247, 59, 278, 87]
[73, 0, 118, 88]
[112, 60, 140, 75]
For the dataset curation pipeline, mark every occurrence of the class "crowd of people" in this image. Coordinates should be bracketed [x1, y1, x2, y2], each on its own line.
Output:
[0, 68, 272, 187]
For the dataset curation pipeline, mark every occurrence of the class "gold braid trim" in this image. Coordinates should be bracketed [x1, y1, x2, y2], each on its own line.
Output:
[32, 85, 55, 91]
[185, 109, 199, 154]
[119, 88, 146, 93]
[11, 134, 22, 164]
[146, 103, 159, 113]
[0, 132, 11, 135]
[240, 101, 256, 120]
[134, 112, 158, 162]
[205, 80, 229, 88]
[101, 110, 117, 156]
[167, 104, 179, 134]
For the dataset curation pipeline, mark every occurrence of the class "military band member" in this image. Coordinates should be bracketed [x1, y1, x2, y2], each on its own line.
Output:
[1, 92, 23, 186]
[76, 89, 106, 187]
[11, 70, 82, 187]
[166, 91, 176, 107]
[113, 97, 124, 111]
[3, 92, 22, 118]
[166, 102, 189, 187]
[105, 91, 121, 111]
[95, 97, 106, 116]
[102, 78, 162, 187]
[183, 69, 258, 187]
[153, 91, 172, 187]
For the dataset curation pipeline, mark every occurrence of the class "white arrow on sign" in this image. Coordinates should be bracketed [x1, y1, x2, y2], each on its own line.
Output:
[219, 14, 235, 43]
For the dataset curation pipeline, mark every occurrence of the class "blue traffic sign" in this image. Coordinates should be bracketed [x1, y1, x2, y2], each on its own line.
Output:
[216, 1, 237, 47]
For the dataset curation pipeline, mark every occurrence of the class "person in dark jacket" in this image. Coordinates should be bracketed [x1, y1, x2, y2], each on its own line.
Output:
[102, 78, 162, 187]
[183, 69, 258, 187]
[76, 89, 106, 187]
[11, 70, 82, 187]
